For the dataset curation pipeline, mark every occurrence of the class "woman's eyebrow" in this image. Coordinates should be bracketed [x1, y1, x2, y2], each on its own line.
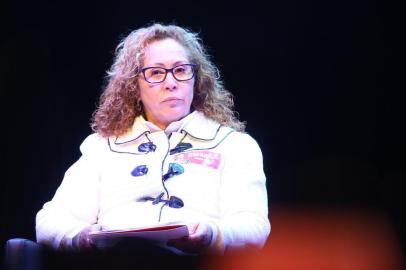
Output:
[147, 60, 189, 67]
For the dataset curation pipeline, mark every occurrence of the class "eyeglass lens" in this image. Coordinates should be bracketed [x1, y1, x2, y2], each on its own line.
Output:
[143, 64, 195, 83]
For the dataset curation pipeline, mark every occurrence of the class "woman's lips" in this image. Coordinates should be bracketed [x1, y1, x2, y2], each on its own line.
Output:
[162, 97, 182, 102]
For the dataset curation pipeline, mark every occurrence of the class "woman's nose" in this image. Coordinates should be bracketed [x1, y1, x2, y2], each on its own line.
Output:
[164, 72, 178, 90]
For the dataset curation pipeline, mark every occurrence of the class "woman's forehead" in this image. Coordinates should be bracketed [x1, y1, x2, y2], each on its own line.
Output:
[143, 38, 190, 66]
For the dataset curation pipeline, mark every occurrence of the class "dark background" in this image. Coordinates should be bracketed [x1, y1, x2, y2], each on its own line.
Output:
[1, 0, 405, 265]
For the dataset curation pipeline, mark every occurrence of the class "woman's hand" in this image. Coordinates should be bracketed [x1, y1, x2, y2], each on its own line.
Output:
[72, 224, 101, 251]
[167, 222, 213, 254]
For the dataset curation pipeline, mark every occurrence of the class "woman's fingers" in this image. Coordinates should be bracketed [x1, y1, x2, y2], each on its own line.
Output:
[167, 222, 213, 253]
[73, 224, 102, 251]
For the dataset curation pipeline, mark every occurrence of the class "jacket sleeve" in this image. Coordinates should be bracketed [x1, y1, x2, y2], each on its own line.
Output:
[214, 132, 270, 252]
[35, 134, 104, 249]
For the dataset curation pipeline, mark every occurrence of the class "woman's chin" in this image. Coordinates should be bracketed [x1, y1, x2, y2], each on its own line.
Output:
[162, 112, 189, 124]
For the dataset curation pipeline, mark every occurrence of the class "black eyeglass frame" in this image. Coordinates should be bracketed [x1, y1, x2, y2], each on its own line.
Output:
[140, 64, 197, 83]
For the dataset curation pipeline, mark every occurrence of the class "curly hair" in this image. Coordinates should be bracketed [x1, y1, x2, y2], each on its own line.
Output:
[91, 23, 245, 137]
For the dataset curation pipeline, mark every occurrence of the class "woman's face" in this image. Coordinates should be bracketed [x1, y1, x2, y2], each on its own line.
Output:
[138, 38, 194, 129]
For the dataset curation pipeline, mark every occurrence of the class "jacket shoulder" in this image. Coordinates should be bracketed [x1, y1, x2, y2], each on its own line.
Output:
[223, 131, 264, 157]
[227, 131, 262, 148]
[79, 133, 109, 155]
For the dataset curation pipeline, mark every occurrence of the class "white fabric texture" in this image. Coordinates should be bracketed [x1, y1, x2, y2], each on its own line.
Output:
[35, 111, 270, 253]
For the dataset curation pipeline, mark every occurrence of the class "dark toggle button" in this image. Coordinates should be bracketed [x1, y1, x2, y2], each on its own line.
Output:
[148, 192, 184, 208]
[170, 142, 193, 155]
[166, 196, 184, 208]
[162, 163, 184, 181]
[138, 142, 157, 153]
[131, 165, 148, 176]
[152, 192, 165, 205]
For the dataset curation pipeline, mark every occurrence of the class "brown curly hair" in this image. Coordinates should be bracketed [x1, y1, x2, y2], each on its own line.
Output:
[91, 23, 245, 137]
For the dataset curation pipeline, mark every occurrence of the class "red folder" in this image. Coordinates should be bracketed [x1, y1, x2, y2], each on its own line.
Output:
[88, 224, 188, 249]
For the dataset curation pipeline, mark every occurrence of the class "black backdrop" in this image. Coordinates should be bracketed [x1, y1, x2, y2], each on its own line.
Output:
[1, 0, 405, 264]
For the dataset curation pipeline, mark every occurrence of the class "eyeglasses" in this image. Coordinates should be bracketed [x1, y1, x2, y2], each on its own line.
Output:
[141, 64, 196, 83]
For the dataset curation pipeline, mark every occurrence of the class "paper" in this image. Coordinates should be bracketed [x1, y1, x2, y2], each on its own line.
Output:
[88, 224, 188, 249]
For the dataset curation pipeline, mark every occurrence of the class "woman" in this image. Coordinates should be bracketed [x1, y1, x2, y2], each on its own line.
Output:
[36, 23, 270, 254]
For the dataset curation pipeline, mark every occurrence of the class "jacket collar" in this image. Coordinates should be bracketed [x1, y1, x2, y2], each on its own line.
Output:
[113, 116, 150, 145]
[179, 111, 222, 140]
[113, 111, 222, 145]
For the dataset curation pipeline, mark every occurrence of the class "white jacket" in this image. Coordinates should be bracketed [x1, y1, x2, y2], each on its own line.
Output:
[36, 111, 270, 253]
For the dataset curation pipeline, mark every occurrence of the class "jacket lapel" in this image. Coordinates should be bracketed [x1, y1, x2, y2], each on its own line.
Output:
[176, 111, 235, 151]
[108, 116, 152, 155]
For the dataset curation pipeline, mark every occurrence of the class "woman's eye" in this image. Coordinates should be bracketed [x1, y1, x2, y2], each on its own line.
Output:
[150, 69, 165, 76]
[174, 67, 186, 74]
